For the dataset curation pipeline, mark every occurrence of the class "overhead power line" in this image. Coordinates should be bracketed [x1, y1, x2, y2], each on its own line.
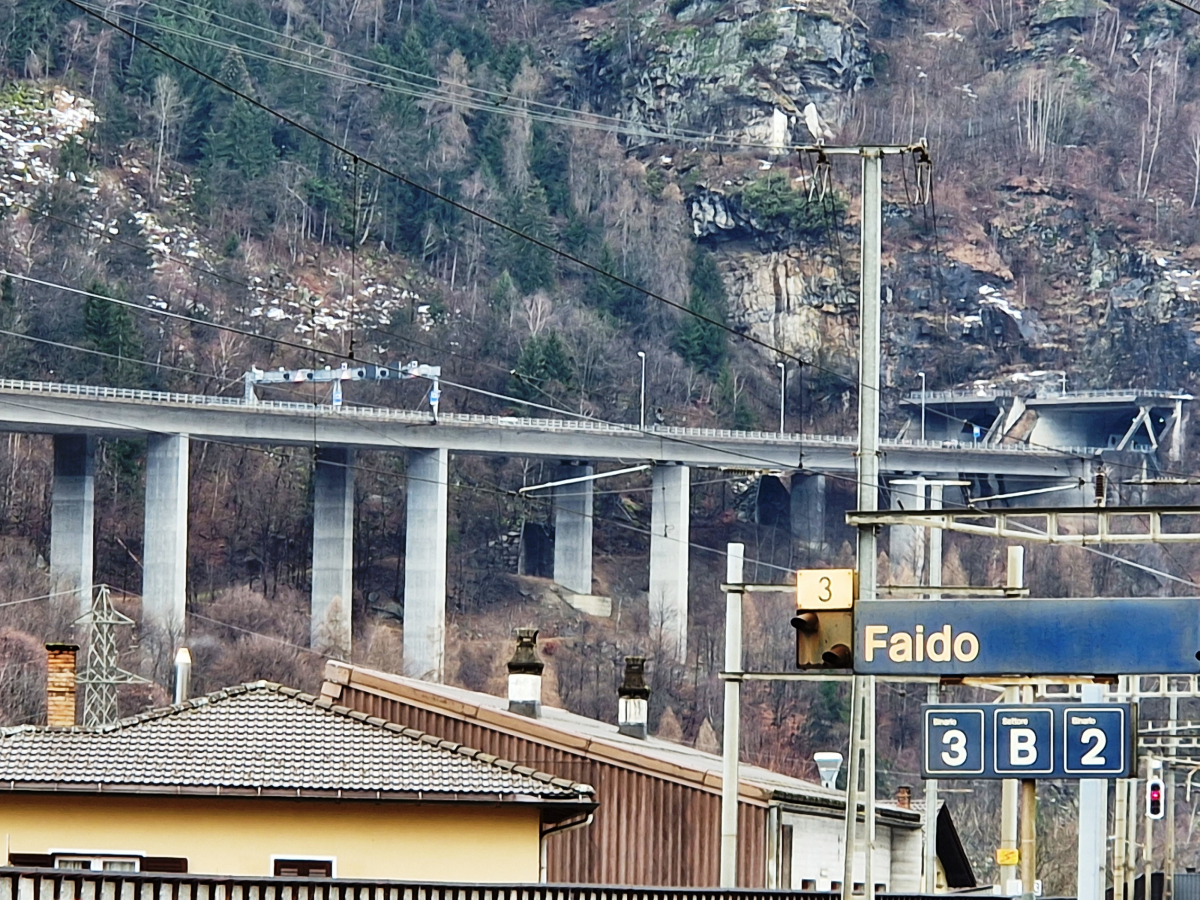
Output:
[64, 0, 868, 381]
[87, 0, 792, 153]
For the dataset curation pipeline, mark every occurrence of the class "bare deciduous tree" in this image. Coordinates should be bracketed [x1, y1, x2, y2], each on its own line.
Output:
[150, 74, 187, 196]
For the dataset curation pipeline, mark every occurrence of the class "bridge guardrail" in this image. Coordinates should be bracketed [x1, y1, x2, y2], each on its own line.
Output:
[0, 379, 1093, 456]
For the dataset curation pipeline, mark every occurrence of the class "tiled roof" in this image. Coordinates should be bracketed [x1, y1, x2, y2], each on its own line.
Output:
[0, 682, 593, 801]
[327, 663, 918, 821]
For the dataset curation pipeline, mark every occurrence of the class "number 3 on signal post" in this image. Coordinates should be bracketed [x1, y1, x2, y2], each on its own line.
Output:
[795, 569, 855, 610]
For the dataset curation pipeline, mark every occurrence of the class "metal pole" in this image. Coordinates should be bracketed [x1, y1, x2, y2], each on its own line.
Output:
[720, 542, 745, 887]
[922, 480, 942, 894]
[1077, 683, 1108, 900]
[1127, 770, 1139, 900]
[1167, 694, 1178, 900]
[919, 371, 926, 441]
[638, 351, 646, 430]
[1146, 767, 1155, 900]
[778, 362, 786, 434]
[923, 680, 939, 894]
[842, 675, 865, 900]
[1000, 548, 1025, 895]
[845, 146, 882, 900]
[1115, 769, 1129, 900]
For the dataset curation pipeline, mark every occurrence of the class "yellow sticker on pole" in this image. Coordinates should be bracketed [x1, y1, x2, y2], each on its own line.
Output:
[995, 848, 1019, 867]
[796, 569, 856, 610]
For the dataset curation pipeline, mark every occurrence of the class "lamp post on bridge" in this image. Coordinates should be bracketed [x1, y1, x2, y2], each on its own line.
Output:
[637, 351, 646, 430]
[918, 371, 926, 441]
[777, 361, 786, 434]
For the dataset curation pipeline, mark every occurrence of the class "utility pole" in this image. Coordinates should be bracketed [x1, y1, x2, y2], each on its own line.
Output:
[720, 543, 745, 887]
[1167, 694, 1178, 900]
[1077, 682, 1108, 900]
[844, 146, 882, 900]
[1000, 547, 1025, 895]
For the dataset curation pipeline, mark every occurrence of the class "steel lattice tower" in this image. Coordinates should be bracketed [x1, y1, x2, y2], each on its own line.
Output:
[76, 585, 146, 727]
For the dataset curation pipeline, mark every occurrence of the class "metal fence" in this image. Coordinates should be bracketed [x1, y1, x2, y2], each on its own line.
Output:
[0, 870, 959, 900]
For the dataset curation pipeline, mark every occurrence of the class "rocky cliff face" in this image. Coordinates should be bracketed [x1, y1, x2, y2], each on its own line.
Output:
[553, 0, 1200, 413]
[563, 0, 872, 150]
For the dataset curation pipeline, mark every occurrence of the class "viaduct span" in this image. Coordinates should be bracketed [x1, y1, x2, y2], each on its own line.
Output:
[0, 378, 1158, 679]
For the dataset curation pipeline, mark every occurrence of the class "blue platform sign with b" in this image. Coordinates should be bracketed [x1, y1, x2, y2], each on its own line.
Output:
[921, 703, 1135, 779]
[994, 708, 1053, 775]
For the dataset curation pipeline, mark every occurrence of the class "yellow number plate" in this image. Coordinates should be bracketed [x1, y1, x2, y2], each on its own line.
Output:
[995, 848, 1020, 866]
[796, 569, 856, 610]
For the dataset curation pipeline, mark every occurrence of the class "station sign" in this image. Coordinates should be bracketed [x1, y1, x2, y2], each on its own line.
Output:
[854, 598, 1200, 676]
[922, 703, 1135, 779]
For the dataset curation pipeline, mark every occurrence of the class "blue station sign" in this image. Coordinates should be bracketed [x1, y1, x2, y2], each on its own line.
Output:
[922, 703, 1136, 779]
[854, 598, 1200, 676]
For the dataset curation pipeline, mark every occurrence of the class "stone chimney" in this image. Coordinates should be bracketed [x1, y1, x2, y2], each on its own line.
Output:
[896, 785, 912, 809]
[507, 628, 544, 717]
[45, 643, 79, 728]
[617, 657, 650, 738]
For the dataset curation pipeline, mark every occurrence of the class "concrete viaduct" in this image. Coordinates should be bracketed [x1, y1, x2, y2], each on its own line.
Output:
[0, 378, 1128, 680]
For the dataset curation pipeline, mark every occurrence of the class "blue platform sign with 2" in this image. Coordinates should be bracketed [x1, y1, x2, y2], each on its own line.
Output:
[921, 703, 1134, 779]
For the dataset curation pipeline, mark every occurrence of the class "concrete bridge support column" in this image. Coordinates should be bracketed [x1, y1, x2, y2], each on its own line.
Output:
[888, 477, 926, 585]
[143, 433, 189, 639]
[649, 464, 690, 661]
[50, 434, 95, 615]
[552, 463, 593, 596]
[790, 473, 827, 551]
[312, 447, 354, 658]
[403, 448, 448, 682]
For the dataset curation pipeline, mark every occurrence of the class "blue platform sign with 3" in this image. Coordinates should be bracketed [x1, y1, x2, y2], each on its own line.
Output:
[921, 703, 1135, 779]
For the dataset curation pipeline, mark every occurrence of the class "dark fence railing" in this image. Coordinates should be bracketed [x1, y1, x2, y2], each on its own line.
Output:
[0, 870, 963, 900]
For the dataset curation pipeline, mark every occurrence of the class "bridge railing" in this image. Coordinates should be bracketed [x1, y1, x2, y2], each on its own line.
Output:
[0, 378, 1094, 455]
[0, 868, 959, 900]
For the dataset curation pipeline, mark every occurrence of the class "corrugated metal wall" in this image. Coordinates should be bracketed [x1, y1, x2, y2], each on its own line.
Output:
[340, 687, 768, 888]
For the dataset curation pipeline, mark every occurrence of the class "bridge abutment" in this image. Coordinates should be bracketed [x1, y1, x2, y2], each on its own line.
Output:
[312, 447, 354, 658]
[143, 433, 189, 640]
[403, 448, 448, 681]
[50, 434, 95, 614]
[552, 463, 593, 596]
[649, 464, 689, 661]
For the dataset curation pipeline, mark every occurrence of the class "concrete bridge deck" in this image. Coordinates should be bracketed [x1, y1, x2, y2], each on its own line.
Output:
[0, 379, 1088, 476]
[0, 377, 1109, 678]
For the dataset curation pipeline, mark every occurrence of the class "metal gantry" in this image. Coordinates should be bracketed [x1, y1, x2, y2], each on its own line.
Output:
[846, 505, 1200, 545]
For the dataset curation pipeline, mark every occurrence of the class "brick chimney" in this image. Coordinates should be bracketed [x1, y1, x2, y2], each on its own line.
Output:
[45, 643, 79, 727]
[507, 628, 544, 717]
[617, 657, 650, 738]
[896, 785, 912, 809]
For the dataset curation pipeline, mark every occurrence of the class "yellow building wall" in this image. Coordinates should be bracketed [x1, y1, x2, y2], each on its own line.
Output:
[0, 794, 543, 882]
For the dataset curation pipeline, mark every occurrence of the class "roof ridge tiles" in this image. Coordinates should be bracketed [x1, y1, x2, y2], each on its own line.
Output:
[0, 677, 596, 799]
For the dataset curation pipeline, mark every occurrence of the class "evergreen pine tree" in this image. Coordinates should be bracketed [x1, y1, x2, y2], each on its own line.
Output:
[499, 185, 554, 294]
[672, 249, 728, 375]
[82, 281, 143, 387]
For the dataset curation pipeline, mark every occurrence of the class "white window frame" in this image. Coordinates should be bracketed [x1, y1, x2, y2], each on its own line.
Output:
[52, 855, 141, 872]
[269, 855, 337, 878]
